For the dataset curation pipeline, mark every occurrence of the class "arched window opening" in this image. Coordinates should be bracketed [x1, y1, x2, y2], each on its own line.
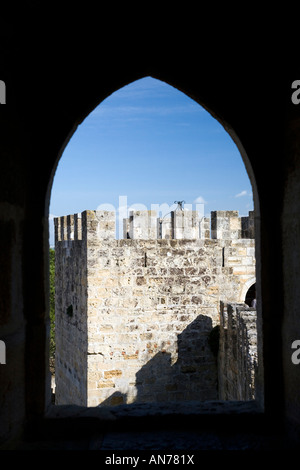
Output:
[245, 283, 256, 308]
[48, 76, 260, 410]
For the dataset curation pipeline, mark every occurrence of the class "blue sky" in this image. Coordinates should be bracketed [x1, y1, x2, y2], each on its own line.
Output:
[49, 77, 253, 245]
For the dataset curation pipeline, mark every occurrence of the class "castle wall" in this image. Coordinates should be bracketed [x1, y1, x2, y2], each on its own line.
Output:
[218, 302, 258, 400]
[54, 209, 256, 407]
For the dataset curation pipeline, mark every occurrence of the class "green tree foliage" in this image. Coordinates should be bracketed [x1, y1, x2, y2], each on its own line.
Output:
[49, 248, 55, 365]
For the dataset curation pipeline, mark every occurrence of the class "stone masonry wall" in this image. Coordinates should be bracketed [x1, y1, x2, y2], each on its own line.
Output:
[54, 209, 256, 407]
[218, 302, 258, 401]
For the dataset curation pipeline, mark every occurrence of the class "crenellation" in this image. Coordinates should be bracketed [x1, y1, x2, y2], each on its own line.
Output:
[158, 216, 173, 239]
[129, 210, 157, 239]
[199, 216, 210, 239]
[55, 209, 255, 241]
[67, 214, 74, 240]
[82, 210, 116, 242]
[74, 213, 82, 240]
[54, 217, 59, 242]
[241, 210, 255, 238]
[172, 210, 200, 239]
[211, 211, 242, 240]
[54, 214, 81, 242]
[59, 216, 64, 241]
[123, 218, 130, 239]
[61, 216, 67, 241]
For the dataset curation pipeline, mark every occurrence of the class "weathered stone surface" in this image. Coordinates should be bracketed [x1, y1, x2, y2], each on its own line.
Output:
[218, 302, 257, 400]
[54, 209, 256, 407]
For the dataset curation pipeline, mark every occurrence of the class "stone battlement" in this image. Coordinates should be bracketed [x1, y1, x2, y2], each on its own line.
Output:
[54, 209, 255, 242]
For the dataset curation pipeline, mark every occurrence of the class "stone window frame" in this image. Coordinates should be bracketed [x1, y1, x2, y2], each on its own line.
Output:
[44, 76, 264, 428]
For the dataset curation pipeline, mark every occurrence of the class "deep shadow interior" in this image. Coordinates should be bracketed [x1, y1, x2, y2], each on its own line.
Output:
[1, 15, 299, 448]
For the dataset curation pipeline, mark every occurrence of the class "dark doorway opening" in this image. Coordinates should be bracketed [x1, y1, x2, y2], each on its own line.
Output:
[245, 283, 256, 307]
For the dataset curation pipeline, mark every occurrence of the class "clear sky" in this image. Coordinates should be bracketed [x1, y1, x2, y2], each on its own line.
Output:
[49, 77, 253, 245]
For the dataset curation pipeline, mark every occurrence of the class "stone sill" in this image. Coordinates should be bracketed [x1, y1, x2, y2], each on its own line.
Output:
[46, 399, 261, 421]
